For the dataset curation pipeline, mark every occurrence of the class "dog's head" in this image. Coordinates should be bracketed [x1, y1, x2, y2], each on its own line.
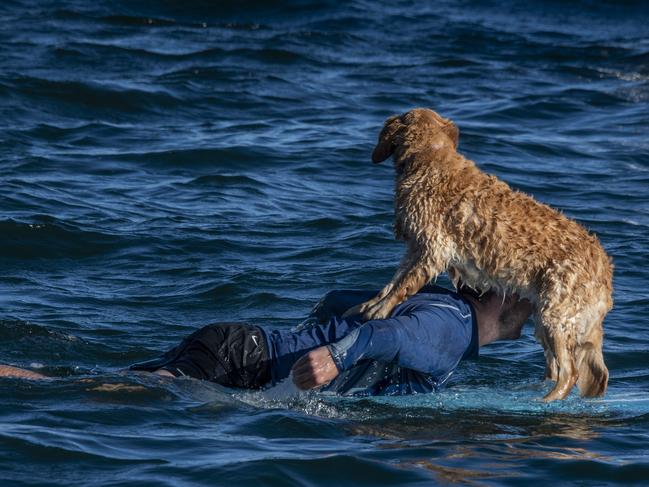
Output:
[371, 108, 459, 165]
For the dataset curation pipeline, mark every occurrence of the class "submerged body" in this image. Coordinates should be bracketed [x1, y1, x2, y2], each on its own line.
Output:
[359, 108, 613, 401]
[0, 285, 530, 395]
[131, 287, 479, 396]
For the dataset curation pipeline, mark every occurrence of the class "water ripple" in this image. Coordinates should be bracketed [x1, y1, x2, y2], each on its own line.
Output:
[1, 0, 648, 485]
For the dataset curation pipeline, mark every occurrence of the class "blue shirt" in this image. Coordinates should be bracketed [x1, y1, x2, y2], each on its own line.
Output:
[264, 286, 479, 396]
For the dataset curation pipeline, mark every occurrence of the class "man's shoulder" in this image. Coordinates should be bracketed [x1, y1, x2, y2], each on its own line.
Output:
[419, 284, 457, 295]
[394, 287, 472, 316]
[409, 285, 465, 304]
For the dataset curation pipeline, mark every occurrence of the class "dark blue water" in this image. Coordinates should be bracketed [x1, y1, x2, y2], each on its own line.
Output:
[1, 1, 648, 485]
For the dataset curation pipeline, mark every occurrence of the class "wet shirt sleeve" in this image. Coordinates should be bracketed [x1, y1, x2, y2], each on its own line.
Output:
[265, 314, 365, 385]
[326, 300, 474, 379]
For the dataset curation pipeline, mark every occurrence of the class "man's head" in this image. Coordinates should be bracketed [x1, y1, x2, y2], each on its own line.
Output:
[495, 293, 532, 340]
[461, 289, 532, 347]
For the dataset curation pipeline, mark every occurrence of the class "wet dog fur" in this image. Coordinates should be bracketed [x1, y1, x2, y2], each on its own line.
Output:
[359, 108, 613, 401]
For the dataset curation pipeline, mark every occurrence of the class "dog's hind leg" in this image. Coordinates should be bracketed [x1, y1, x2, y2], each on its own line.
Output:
[545, 351, 559, 382]
[576, 341, 608, 397]
[535, 324, 558, 381]
[537, 272, 581, 401]
[575, 315, 608, 397]
[543, 326, 579, 402]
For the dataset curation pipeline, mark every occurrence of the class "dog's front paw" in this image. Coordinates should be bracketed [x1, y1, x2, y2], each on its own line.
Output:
[361, 301, 393, 321]
[357, 297, 379, 313]
[355, 299, 376, 317]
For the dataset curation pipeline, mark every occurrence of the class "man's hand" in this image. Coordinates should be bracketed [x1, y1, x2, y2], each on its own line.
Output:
[292, 346, 340, 390]
[341, 302, 363, 318]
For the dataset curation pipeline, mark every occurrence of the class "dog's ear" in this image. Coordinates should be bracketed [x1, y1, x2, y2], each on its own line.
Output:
[372, 115, 402, 163]
[441, 120, 459, 149]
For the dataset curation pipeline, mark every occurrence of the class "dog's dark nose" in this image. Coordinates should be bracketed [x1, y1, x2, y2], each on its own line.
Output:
[372, 144, 393, 163]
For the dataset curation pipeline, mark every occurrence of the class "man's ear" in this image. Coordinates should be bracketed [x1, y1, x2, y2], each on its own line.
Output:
[372, 115, 402, 163]
[441, 120, 459, 149]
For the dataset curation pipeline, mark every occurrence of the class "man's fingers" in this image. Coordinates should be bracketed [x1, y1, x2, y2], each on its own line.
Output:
[294, 374, 317, 390]
[292, 355, 314, 379]
[293, 360, 325, 386]
[292, 364, 315, 383]
[293, 365, 320, 390]
[292, 352, 312, 371]
[292, 349, 324, 377]
[291, 347, 339, 390]
[342, 303, 363, 318]
[291, 356, 318, 389]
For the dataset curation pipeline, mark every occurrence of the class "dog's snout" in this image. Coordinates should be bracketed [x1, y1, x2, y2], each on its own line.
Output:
[372, 143, 394, 163]
[371, 115, 402, 163]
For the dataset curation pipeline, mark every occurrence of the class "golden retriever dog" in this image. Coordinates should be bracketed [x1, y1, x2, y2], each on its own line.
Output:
[357, 108, 613, 401]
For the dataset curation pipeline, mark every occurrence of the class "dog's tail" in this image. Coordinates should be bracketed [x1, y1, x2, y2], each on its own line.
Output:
[576, 343, 609, 397]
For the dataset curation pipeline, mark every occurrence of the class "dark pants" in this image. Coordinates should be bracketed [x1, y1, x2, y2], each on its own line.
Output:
[129, 323, 271, 389]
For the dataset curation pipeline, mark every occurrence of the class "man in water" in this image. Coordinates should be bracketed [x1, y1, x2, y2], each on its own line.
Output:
[0, 285, 532, 395]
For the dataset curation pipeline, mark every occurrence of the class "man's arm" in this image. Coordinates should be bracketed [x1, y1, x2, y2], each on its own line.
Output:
[293, 301, 474, 389]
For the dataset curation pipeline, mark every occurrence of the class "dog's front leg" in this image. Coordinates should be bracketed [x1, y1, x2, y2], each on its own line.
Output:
[342, 250, 417, 319]
[341, 283, 393, 319]
[360, 249, 446, 320]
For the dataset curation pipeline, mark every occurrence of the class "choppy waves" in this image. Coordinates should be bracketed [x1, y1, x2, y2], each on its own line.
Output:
[1, 0, 648, 485]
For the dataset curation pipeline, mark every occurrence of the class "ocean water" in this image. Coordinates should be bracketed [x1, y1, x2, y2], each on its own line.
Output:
[1, 0, 648, 485]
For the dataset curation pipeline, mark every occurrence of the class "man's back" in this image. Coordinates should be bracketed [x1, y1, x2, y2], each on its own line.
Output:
[267, 287, 479, 396]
